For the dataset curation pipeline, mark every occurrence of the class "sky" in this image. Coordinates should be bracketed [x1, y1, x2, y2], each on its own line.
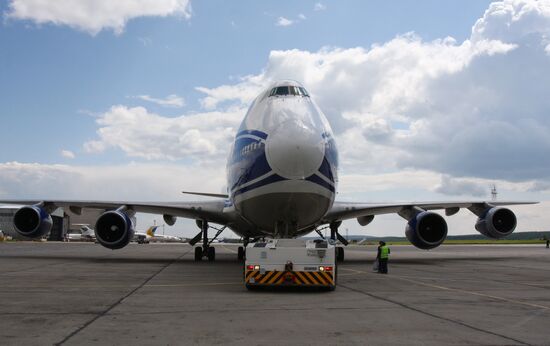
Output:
[1, 0, 550, 238]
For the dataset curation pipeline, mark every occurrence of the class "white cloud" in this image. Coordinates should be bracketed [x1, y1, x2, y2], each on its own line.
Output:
[0, 161, 546, 237]
[314, 3, 327, 11]
[276, 17, 293, 27]
[194, 0, 550, 190]
[138, 36, 153, 46]
[134, 94, 185, 108]
[60, 150, 75, 159]
[5, 0, 192, 35]
[0, 161, 226, 236]
[0, 161, 224, 201]
[298, 13, 307, 20]
[83, 105, 243, 161]
[433, 175, 487, 197]
[471, 0, 550, 43]
[4, 0, 550, 237]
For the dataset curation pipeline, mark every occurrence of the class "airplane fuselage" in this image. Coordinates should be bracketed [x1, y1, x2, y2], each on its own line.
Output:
[225, 81, 338, 238]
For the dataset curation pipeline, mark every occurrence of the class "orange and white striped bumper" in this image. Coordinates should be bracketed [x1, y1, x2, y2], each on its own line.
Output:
[245, 270, 334, 287]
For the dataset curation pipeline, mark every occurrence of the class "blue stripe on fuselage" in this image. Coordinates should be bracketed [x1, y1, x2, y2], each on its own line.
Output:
[229, 129, 336, 198]
[235, 129, 268, 140]
[233, 174, 286, 197]
[232, 173, 335, 198]
[305, 174, 335, 192]
[317, 156, 335, 183]
[229, 129, 271, 192]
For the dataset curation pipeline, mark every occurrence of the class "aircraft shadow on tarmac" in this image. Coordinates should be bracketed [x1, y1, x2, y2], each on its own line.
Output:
[0, 253, 515, 265]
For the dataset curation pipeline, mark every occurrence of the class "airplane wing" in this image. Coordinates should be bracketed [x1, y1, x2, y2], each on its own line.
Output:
[322, 200, 538, 223]
[0, 199, 229, 224]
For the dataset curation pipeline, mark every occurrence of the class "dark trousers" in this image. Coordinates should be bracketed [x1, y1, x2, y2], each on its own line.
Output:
[378, 258, 388, 273]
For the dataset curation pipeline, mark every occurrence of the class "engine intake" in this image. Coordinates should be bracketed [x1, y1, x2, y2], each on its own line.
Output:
[405, 211, 448, 250]
[13, 206, 53, 238]
[94, 210, 135, 249]
[475, 207, 516, 239]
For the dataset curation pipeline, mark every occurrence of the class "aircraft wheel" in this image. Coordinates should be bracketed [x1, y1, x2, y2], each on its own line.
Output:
[237, 246, 245, 261]
[194, 247, 202, 261]
[207, 246, 216, 261]
[336, 247, 345, 262]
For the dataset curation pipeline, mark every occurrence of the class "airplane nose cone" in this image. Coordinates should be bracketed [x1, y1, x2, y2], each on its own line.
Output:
[265, 121, 325, 179]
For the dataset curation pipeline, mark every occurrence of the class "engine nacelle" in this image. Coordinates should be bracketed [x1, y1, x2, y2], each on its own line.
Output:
[94, 210, 135, 249]
[13, 205, 53, 238]
[475, 207, 516, 239]
[405, 211, 448, 250]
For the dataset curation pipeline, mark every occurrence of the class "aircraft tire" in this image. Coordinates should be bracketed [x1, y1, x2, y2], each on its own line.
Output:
[207, 246, 216, 261]
[194, 247, 202, 261]
[336, 247, 344, 262]
[237, 246, 245, 261]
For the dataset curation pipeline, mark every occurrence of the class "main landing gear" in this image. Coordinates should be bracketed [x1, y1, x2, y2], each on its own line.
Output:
[190, 220, 226, 262]
[330, 221, 347, 262]
[237, 246, 245, 261]
[236, 236, 249, 261]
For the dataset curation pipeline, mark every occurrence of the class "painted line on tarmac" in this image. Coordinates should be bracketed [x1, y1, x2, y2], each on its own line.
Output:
[221, 245, 238, 253]
[145, 282, 241, 287]
[0, 282, 241, 289]
[343, 268, 550, 311]
[339, 284, 531, 346]
[339, 268, 368, 277]
[54, 247, 194, 345]
[396, 276, 550, 311]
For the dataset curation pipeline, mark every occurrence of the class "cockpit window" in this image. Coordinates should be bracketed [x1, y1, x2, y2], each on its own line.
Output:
[276, 86, 289, 95]
[269, 85, 310, 97]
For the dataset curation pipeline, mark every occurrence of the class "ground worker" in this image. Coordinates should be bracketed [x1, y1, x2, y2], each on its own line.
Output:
[377, 241, 390, 274]
[546, 239, 549, 249]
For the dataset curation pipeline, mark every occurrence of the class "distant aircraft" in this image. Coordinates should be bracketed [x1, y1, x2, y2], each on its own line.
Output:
[139, 226, 184, 243]
[134, 226, 152, 244]
[0, 80, 536, 262]
[356, 238, 369, 246]
[66, 224, 96, 242]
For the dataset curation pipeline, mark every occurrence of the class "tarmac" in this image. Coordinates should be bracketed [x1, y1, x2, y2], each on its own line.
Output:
[0, 242, 549, 346]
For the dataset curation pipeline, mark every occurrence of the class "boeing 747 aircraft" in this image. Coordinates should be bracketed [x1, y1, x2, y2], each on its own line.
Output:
[0, 80, 535, 261]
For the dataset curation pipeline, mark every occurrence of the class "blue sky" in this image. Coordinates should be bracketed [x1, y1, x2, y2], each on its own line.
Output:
[1, 0, 549, 237]
[0, 0, 492, 164]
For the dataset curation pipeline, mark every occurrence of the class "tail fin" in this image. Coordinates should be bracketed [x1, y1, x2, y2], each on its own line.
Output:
[146, 226, 158, 237]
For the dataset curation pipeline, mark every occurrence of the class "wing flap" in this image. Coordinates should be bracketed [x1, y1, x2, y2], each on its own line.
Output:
[0, 199, 229, 224]
[323, 201, 538, 223]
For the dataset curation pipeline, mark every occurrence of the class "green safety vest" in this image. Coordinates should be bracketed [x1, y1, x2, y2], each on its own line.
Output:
[380, 246, 390, 259]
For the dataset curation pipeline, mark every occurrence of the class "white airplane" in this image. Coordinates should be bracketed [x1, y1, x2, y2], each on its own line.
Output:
[134, 226, 154, 244]
[66, 224, 96, 242]
[0, 80, 535, 261]
[134, 226, 184, 243]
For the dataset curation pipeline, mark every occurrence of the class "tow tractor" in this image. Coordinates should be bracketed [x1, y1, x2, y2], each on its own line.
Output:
[244, 238, 336, 290]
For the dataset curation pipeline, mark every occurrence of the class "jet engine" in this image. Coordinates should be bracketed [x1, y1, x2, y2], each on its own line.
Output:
[94, 209, 135, 249]
[475, 207, 516, 239]
[405, 211, 448, 250]
[13, 205, 53, 238]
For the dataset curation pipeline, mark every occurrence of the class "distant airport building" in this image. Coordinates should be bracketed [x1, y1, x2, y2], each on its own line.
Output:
[0, 205, 18, 238]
